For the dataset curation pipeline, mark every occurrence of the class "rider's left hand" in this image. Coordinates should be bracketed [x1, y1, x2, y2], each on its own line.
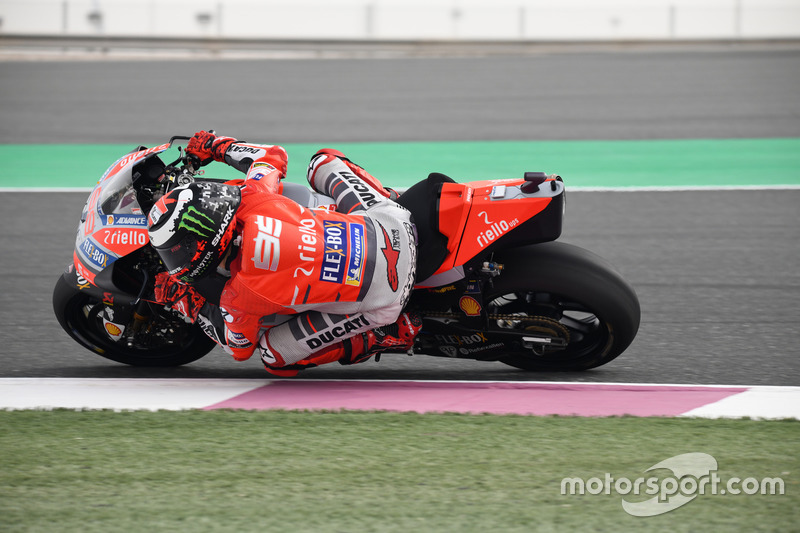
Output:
[153, 272, 206, 321]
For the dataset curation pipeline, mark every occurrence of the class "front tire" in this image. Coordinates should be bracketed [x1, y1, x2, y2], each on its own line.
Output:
[489, 242, 640, 371]
[53, 275, 216, 367]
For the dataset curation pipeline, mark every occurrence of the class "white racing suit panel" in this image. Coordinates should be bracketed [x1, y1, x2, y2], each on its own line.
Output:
[258, 155, 417, 366]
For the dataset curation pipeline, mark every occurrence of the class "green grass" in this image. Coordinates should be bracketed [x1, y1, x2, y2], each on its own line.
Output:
[0, 410, 797, 532]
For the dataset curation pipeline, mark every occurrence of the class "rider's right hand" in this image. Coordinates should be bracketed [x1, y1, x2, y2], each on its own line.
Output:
[186, 130, 237, 164]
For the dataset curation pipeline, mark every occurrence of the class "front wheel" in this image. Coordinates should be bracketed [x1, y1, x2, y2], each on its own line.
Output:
[53, 274, 216, 367]
[488, 242, 640, 371]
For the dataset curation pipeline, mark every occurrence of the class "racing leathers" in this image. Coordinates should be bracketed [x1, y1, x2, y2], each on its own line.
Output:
[182, 139, 418, 373]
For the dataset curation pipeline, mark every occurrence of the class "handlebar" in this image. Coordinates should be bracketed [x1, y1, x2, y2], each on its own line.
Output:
[130, 136, 205, 210]
[167, 134, 215, 174]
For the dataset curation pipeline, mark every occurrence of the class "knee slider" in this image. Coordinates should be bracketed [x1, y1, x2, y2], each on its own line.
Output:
[314, 148, 347, 159]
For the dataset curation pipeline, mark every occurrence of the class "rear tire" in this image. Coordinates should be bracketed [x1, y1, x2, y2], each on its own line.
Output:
[489, 242, 640, 371]
[53, 275, 216, 367]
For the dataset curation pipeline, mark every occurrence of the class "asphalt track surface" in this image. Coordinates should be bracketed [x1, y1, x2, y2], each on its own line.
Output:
[1, 44, 799, 385]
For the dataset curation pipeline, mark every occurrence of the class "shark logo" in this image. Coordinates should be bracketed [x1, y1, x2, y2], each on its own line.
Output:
[179, 206, 215, 238]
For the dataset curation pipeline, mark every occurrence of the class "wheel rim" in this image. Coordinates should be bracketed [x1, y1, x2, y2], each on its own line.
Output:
[64, 293, 204, 360]
[487, 290, 613, 363]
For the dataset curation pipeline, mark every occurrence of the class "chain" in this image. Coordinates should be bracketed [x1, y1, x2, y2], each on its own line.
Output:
[423, 311, 571, 342]
[423, 310, 550, 321]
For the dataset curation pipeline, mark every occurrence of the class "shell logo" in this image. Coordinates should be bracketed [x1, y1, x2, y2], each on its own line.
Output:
[459, 296, 482, 317]
[104, 322, 122, 336]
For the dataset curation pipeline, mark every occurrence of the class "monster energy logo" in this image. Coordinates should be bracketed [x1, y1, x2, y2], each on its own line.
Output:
[178, 206, 215, 238]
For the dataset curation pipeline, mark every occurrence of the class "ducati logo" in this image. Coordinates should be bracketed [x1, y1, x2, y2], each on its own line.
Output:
[306, 315, 371, 349]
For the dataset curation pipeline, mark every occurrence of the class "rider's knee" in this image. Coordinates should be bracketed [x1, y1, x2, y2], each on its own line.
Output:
[313, 148, 348, 160]
[363, 301, 404, 330]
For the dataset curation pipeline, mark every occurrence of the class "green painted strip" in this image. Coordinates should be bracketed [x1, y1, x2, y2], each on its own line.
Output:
[1, 138, 798, 189]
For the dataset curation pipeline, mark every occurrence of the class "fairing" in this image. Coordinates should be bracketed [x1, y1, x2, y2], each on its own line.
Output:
[416, 176, 565, 286]
[73, 143, 170, 286]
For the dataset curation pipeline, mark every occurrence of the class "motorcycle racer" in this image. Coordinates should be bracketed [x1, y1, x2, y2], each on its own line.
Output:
[147, 131, 421, 376]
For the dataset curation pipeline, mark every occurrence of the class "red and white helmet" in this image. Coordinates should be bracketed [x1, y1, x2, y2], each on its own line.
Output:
[147, 182, 241, 283]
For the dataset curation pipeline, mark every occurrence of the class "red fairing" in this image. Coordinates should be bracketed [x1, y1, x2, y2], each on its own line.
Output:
[432, 179, 552, 275]
[101, 143, 170, 184]
[73, 144, 168, 285]
[73, 251, 96, 285]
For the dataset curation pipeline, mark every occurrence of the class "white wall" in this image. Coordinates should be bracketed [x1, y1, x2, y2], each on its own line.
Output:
[1, 0, 799, 40]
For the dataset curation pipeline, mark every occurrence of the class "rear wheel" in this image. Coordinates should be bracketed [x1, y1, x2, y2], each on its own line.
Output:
[53, 275, 216, 367]
[488, 242, 640, 371]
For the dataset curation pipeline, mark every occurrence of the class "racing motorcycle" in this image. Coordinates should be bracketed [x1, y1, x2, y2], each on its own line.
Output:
[53, 136, 640, 371]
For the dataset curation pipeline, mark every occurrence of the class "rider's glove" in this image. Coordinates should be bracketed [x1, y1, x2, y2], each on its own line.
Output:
[153, 272, 206, 321]
[186, 130, 238, 164]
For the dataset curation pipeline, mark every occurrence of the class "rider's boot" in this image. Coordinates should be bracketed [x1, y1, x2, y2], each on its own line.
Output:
[363, 312, 423, 356]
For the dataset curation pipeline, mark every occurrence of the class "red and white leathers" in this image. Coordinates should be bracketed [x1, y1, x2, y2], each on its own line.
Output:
[195, 142, 417, 370]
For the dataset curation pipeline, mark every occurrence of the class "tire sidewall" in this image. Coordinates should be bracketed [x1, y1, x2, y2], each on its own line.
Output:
[490, 242, 641, 369]
[52, 273, 215, 367]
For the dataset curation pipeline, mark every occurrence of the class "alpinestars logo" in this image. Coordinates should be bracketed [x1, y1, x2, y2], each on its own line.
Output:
[179, 207, 215, 238]
[379, 224, 401, 292]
